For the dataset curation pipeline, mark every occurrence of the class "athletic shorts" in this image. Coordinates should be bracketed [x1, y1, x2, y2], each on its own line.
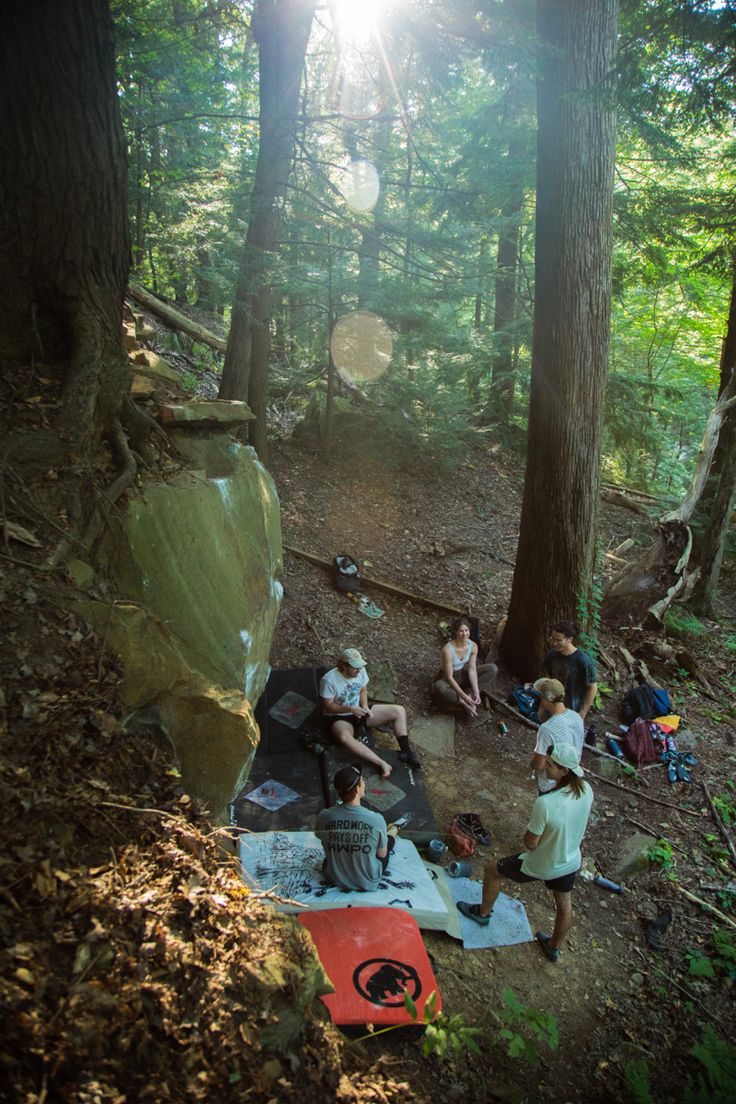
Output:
[321, 713, 368, 742]
[496, 852, 578, 893]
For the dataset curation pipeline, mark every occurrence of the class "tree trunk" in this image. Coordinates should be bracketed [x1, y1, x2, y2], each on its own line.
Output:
[681, 265, 736, 615]
[0, 0, 131, 457]
[219, 0, 316, 462]
[500, 0, 617, 679]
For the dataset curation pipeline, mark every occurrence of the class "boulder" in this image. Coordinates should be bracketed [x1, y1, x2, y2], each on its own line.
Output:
[129, 348, 181, 383]
[157, 400, 255, 427]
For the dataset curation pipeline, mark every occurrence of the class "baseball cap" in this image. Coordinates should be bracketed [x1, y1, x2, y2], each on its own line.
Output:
[339, 647, 366, 669]
[549, 742, 584, 776]
[533, 677, 565, 703]
[334, 763, 363, 797]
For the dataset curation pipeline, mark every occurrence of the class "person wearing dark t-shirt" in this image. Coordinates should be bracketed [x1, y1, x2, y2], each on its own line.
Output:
[316, 764, 402, 891]
[542, 620, 597, 721]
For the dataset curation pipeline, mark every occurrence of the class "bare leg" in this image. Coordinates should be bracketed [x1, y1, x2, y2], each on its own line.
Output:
[331, 721, 392, 779]
[480, 858, 504, 916]
[550, 890, 573, 950]
[366, 703, 408, 736]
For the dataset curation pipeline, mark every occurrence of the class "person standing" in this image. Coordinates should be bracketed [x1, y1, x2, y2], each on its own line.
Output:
[543, 620, 597, 722]
[316, 764, 401, 891]
[457, 743, 593, 963]
[530, 678, 584, 793]
[320, 647, 421, 776]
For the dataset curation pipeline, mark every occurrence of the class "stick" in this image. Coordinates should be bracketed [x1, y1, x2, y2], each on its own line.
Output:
[584, 767, 703, 817]
[702, 780, 736, 868]
[284, 543, 468, 616]
[625, 816, 688, 855]
[675, 884, 736, 930]
[482, 690, 539, 730]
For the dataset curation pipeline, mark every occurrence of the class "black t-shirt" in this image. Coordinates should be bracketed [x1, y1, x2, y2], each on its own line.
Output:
[543, 648, 596, 712]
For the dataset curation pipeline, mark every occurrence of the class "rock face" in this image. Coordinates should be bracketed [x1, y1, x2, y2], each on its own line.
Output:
[81, 431, 282, 820]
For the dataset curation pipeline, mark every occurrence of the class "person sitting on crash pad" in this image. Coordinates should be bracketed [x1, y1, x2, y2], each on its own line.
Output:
[316, 763, 403, 891]
[320, 647, 421, 777]
[432, 616, 497, 717]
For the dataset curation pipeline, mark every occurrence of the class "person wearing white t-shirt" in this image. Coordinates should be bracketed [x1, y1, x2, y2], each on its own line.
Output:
[530, 677, 584, 793]
[457, 742, 593, 963]
[320, 647, 421, 778]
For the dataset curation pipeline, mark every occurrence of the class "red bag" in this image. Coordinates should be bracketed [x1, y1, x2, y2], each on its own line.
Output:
[623, 718, 657, 767]
[448, 816, 475, 857]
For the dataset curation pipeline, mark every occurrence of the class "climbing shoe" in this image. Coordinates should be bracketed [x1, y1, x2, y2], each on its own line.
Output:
[399, 748, 421, 770]
[457, 901, 490, 926]
[535, 931, 560, 963]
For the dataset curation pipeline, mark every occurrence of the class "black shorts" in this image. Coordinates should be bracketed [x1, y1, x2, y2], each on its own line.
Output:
[321, 714, 368, 742]
[496, 852, 578, 893]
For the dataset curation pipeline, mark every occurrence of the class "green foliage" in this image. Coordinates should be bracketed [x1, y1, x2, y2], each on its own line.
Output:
[685, 1026, 736, 1103]
[576, 539, 604, 664]
[403, 990, 481, 1062]
[625, 1056, 653, 1104]
[648, 838, 678, 881]
[496, 988, 559, 1069]
[713, 782, 736, 828]
[664, 610, 707, 638]
[686, 930, 736, 981]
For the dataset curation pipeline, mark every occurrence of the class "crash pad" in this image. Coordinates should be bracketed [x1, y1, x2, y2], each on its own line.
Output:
[298, 907, 441, 1028]
[239, 831, 452, 932]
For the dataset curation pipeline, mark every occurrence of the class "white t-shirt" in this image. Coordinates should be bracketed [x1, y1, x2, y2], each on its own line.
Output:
[319, 667, 368, 715]
[521, 781, 594, 881]
[534, 710, 585, 793]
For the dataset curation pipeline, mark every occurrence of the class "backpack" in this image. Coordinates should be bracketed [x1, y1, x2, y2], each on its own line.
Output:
[621, 681, 673, 724]
[331, 554, 361, 593]
[620, 683, 657, 724]
[622, 718, 658, 767]
[508, 686, 542, 722]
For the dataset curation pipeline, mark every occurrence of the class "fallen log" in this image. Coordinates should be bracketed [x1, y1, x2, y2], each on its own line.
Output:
[284, 543, 467, 616]
[127, 282, 227, 354]
[584, 767, 703, 817]
[702, 780, 736, 868]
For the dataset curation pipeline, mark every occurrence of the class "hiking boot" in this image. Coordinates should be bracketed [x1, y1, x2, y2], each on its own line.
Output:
[535, 931, 560, 963]
[457, 901, 490, 926]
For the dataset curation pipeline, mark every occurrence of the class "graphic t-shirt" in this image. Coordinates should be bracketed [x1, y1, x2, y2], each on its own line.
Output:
[543, 648, 596, 713]
[319, 667, 369, 715]
[316, 802, 388, 890]
[534, 710, 585, 793]
[520, 782, 594, 882]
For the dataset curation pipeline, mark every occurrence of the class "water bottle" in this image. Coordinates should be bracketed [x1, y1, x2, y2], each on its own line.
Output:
[592, 875, 624, 893]
[606, 736, 625, 760]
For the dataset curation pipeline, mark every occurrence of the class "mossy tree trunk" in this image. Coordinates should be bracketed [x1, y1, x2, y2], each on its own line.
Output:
[501, 0, 617, 678]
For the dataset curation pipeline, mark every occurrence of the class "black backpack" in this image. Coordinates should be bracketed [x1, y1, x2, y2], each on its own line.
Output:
[331, 554, 361, 593]
[620, 683, 657, 724]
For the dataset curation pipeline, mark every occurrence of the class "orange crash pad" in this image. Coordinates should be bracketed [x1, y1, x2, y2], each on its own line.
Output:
[299, 907, 441, 1028]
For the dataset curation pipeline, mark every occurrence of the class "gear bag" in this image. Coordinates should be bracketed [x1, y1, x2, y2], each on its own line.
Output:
[331, 554, 361, 594]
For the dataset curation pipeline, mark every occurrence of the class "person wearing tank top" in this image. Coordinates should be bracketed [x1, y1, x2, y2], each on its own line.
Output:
[432, 616, 497, 717]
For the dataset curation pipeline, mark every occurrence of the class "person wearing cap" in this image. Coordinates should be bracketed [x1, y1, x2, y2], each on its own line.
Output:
[530, 677, 584, 794]
[457, 742, 593, 963]
[542, 620, 597, 721]
[319, 647, 420, 776]
[316, 764, 402, 891]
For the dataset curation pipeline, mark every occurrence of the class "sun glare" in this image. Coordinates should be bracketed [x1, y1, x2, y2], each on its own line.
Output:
[330, 0, 384, 44]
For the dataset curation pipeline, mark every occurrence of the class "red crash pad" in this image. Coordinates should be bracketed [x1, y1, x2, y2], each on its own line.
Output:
[298, 907, 441, 1027]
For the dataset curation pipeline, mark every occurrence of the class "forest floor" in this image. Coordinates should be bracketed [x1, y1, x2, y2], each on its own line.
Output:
[264, 433, 736, 1104]
[2, 333, 736, 1102]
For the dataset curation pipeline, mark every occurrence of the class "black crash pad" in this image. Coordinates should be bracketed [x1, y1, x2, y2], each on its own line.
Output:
[233, 666, 439, 843]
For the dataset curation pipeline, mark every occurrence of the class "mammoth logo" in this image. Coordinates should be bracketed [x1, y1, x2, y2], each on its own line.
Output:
[353, 958, 421, 1007]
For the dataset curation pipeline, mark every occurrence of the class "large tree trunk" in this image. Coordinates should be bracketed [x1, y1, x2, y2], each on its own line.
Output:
[0, 0, 130, 458]
[500, 0, 617, 679]
[219, 0, 315, 462]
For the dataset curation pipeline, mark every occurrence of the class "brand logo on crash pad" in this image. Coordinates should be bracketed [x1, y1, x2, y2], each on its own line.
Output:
[353, 958, 421, 1006]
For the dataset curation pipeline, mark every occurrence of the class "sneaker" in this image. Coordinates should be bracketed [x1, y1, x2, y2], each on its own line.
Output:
[457, 901, 490, 926]
[535, 930, 559, 963]
[399, 748, 421, 770]
[389, 814, 411, 831]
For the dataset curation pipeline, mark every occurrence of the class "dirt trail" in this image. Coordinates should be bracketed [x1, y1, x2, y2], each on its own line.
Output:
[266, 435, 736, 1103]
